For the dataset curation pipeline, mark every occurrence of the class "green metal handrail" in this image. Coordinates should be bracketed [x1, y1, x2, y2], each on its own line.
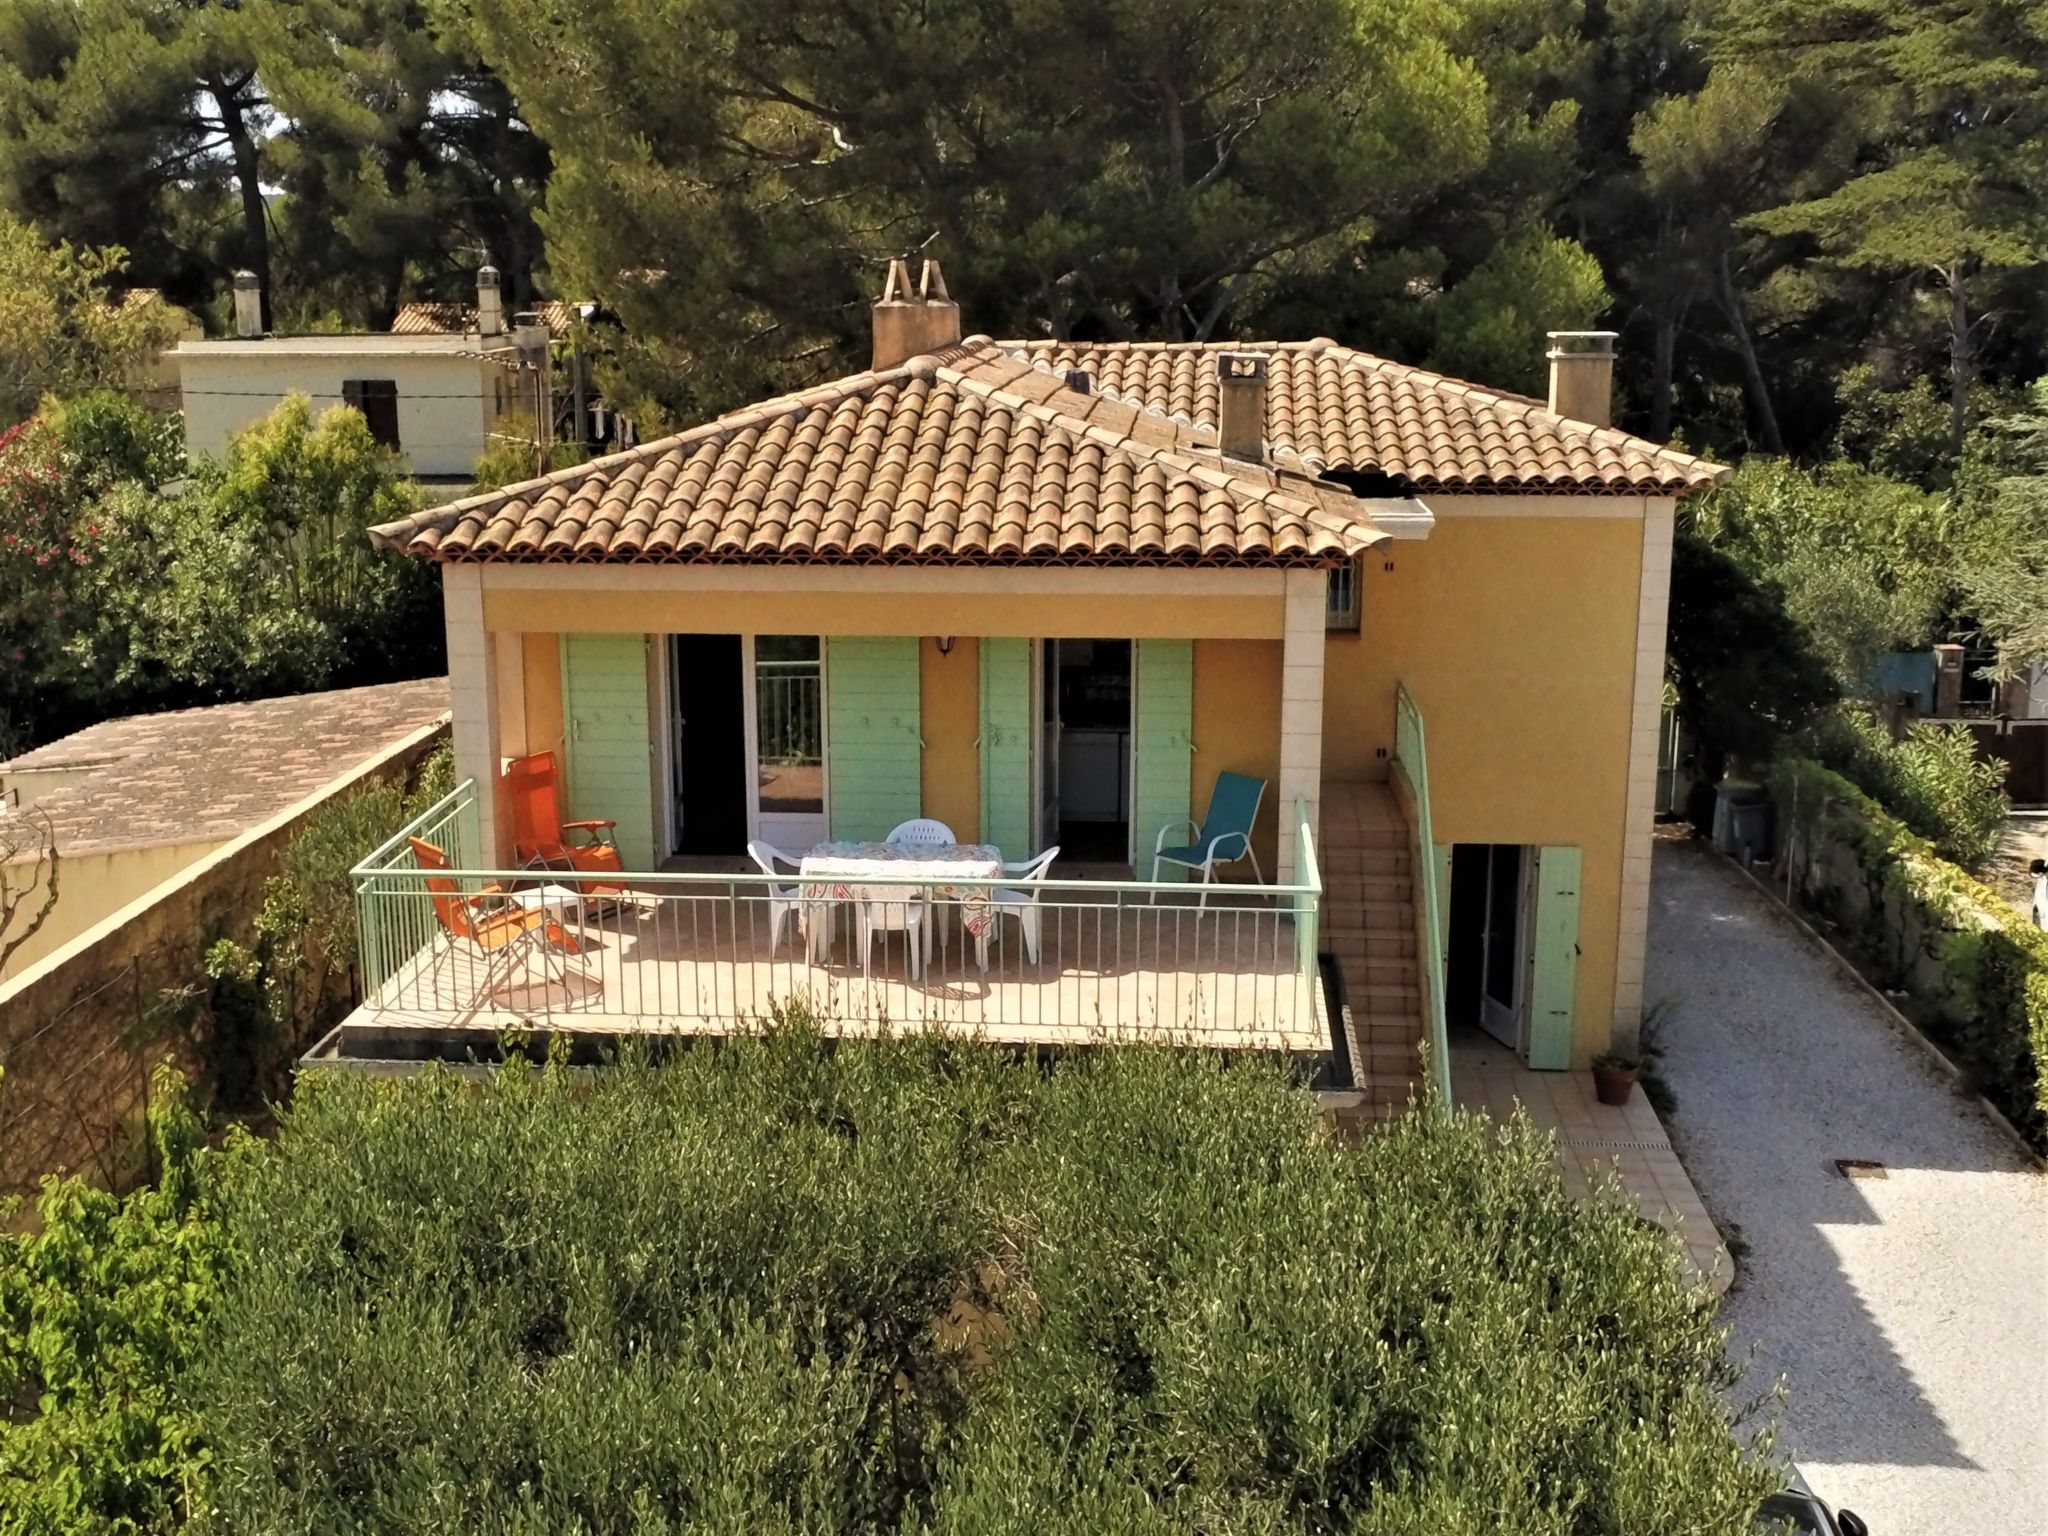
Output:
[352, 779, 481, 997]
[1392, 684, 1454, 1113]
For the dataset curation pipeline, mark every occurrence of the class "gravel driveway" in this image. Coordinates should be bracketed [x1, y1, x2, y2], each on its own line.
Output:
[1647, 841, 2048, 1535]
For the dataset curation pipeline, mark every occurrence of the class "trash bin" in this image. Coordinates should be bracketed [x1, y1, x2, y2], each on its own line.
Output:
[1712, 781, 1773, 864]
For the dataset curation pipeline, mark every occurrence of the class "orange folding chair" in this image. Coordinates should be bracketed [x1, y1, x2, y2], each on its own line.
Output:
[411, 837, 583, 1007]
[503, 751, 626, 896]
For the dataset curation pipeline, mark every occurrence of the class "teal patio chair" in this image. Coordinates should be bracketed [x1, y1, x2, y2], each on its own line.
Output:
[1151, 771, 1267, 899]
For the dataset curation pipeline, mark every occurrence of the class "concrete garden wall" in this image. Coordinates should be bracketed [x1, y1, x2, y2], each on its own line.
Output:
[0, 719, 448, 1204]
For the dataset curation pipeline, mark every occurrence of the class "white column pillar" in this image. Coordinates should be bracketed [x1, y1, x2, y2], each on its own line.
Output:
[1277, 568, 1327, 885]
[442, 565, 508, 865]
[1613, 498, 1676, 1052]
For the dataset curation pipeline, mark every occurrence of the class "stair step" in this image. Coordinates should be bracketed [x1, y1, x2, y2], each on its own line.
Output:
[1324, 902, 1415, 934]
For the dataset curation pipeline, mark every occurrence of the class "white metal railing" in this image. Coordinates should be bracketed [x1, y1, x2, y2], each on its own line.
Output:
[350, 782, 1324, 1048]
[754, 660, 822, 771]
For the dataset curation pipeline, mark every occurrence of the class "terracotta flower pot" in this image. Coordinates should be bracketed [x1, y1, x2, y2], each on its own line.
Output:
[1593, 1063, 1639, 1107]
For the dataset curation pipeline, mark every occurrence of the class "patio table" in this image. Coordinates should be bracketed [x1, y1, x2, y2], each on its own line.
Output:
[799, 841, 1004, 952]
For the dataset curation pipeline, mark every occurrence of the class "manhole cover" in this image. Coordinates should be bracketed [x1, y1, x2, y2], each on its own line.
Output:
[1834, 1158, 1888, 1180]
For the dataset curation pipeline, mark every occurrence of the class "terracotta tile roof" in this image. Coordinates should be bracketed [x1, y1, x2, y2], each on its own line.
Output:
[391, 300, 584, 335]
[370, 341, 1386, 569]
[0, 680, 450, 858]
[1015, 339, 1722, 496]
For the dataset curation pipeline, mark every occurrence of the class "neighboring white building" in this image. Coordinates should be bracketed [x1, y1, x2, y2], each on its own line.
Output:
[173, 269, 542, 480]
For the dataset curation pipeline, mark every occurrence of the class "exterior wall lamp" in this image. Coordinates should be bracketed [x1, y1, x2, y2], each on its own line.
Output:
[935, 636, 955, 656]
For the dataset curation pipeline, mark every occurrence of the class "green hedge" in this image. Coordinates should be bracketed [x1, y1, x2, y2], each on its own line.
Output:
[1771, 756, 2048, 1150]
[178, 1031, 1776, 1534]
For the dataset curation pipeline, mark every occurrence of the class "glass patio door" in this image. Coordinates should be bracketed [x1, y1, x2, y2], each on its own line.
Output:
[750, 636, 827, 848]
[1479, 843, 1528, 1049]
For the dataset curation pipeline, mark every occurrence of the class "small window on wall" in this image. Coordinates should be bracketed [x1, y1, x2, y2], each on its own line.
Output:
[341, 379, 400, 450]
[1326, 559, 1361, 631]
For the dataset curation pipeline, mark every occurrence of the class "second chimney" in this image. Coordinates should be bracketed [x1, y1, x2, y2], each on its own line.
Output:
[1546, 330, 1617, 427]
[477, 265, 504, 337]
[1215, 351, 1269, 460]
[872, 258, 961, 370]
[232, 270, 262, 338]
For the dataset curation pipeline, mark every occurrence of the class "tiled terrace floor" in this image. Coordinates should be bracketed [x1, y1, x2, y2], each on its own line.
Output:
[1450, 1028, 1732, 1294]
[349, 883, 1327, 1053]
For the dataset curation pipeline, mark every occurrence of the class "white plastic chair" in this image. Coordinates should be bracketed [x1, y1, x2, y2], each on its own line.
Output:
[859, 891, 929, 980]
[746, 840, 807, 954]
[976, 847, 1059, 970]
[885, 818, 957, 849]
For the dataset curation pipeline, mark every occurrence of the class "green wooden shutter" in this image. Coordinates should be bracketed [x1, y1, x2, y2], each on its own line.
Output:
[979, 638, 1033, 859]
[1132, 639, 1194, 880]
[825, 637, 922, 841]
[1525, 844, 1582, 1070]
[560, 633, 654, 869]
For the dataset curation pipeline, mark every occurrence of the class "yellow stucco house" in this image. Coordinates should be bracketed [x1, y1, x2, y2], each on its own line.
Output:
[345, 261, 1720, 1110]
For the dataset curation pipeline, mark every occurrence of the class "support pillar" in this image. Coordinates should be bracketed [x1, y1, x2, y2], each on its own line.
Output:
[442, 565, 509, 865]
[1278, 569, 1327, 885]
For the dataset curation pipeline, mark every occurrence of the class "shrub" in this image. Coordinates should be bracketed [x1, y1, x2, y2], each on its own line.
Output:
[471, 410, 588, 491]
[1770, 757, 2048, 1149]
[1810, 707, 2009, 869]
[206, 744, 454, 1108]
[0, 1065, 243, 1535]
[193, 1032, 1778, 1533]
[1667, 530, 1838, 775]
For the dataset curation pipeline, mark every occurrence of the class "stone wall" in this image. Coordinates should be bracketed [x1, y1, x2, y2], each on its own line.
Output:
[0, 719, 447, 1202]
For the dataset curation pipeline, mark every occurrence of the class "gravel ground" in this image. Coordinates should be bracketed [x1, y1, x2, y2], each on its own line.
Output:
[1646, 841, 2048, 1535]
[1983, 812, 2046, 917]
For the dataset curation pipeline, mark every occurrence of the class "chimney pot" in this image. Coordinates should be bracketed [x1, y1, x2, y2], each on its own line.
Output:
[477, 265, 503, 337]
[1546, 330, 1617, 427]
[872, 256, 962, 370]
[231, 270, 262, 338]
[1215, 350, 1270, 460]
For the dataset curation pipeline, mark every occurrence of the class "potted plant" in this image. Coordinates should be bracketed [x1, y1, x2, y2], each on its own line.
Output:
[1592, 1051, 1641, 1106]
[1593, 997, 1672, 1108]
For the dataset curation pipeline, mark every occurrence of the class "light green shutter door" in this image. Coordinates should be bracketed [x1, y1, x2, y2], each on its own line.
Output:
[1525, 844, 1582, 1070]
[825, 637, 922, 841]
[1132, 639, 1194, 879]
[980, 638, 1033, 859]
[560, 633, 654, 869]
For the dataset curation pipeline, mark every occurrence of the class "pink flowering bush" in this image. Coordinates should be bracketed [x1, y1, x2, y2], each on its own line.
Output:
[0, 419, 97, 711]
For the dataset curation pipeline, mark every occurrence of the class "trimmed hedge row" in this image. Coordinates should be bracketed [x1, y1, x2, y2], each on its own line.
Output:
[181, 1032, 1777, 1533]
[1771, 757, 2048, 1151]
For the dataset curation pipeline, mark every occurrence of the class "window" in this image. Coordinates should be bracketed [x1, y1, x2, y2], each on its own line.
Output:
[341, 379, 400, 449]
[1326, 559, 1361, 631]
[755, 636, 824, 815]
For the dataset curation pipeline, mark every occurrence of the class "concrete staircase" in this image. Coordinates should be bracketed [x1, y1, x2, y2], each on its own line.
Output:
[1319, 783, 1427, 1124]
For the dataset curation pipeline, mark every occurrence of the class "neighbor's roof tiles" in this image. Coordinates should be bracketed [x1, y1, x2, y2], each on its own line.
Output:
[1016, 339, 1722, 496]
[372, 342, 1385, 569]
[391, 300, 584, 336]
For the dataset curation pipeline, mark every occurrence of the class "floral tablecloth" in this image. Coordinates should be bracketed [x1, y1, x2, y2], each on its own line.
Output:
[799, 841, 1003, 938]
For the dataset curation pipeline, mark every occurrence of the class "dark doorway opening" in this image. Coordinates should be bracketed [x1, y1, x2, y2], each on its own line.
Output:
[1045, 639, 1132, 863]
[670, 634, 747, 856]
[1446, 842, 1528, 1051]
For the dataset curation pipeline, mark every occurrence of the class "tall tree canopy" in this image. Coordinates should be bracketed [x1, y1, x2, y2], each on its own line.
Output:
[459, 0, 1511, 415]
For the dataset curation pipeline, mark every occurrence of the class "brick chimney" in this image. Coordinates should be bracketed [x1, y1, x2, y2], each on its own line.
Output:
[1546, 331, 1617, 426]
[1215, 351, 1269, 460]
[872, 258, 961, 370]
